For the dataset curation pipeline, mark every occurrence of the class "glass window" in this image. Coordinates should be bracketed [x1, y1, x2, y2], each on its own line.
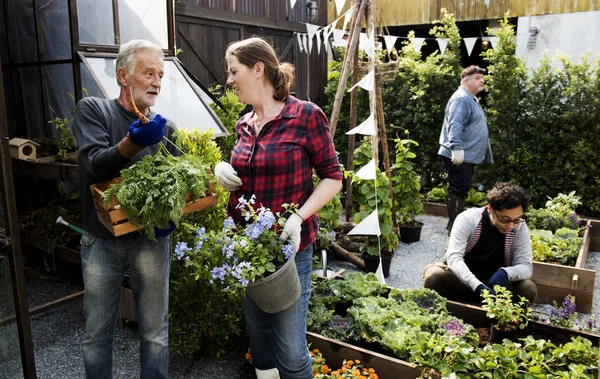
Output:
[80, 54, 227, 136]
[77, 0, 115, 45]
[118, 0, 168, 49]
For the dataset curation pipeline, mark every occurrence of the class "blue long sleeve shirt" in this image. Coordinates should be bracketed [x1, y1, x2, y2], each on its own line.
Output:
[438, 87, 493, 164]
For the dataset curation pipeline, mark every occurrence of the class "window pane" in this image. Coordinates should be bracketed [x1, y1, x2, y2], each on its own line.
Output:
[77, 0, 115, 45]
[118, 0, 167, 49]
[83, 56, 226, 136]
[41, 0, 71, 60]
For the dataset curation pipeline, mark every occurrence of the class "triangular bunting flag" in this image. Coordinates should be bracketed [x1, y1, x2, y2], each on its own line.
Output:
[383, 36, 398, 55]
[484, 0, 491, 7]
[343, 10, 352, 31]
[315, 30, 322, 54]
[301, 34, 308, 54]
[374, 258, 386, 284]
[355, 158, 377, 180]
[364, 33, 376, 59]
[412, 37, 425, 53]
[297, 33, 303, 53]
[436, 38, 448, 55]
[306, 24, 319, 53]
[346, 114, 376, 136]
[332, 29, 346, 47]
[348, 70, 374, 92]
[290, 0, 297, 8]
[464, 37, 478, 57]
[335, 0, 346, 16]
[347, 209, 381, 236]
[489, 37, 499, 49]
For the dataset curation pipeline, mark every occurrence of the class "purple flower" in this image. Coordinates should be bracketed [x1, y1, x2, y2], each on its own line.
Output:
[174, 242, 191, 260]
[245, 223, 263, 240]
[282, 244, 294, 260]
[195, 227, 206, 238]
[223, 217, 235, 230]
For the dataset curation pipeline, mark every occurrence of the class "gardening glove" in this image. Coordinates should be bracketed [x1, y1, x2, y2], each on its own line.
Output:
[154, 221, 176, 239]
[451, 149, 465, 165]
[475, 284, 495, 300]
[279, 213, 303, 253]
[215, 162, 242, 191]
[128, 114, 166, 147]
[488, 268, 509, 289]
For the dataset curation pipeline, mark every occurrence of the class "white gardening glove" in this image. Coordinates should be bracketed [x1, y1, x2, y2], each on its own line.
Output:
[279, 213, 303, 253]
[451, 149, 465, 165]
[214, 162, 242, 191]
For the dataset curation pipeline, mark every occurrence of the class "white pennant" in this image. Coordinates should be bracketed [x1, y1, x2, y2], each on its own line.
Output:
[332, 29, 346, 47]
[484, 0, 491, 7]
[364, 33, 376, 59]
[343, 10, 352, 31]
[347, 209, 381, 236]
[348, 69, 374, 92]
[374, 259, 386, 284]
[306, 24, 319, 54]
[489, 37, 499, 49]
[412, 37, 425, 53]
[383, 36, 398, 55]
[297, 33, 303, 53]
[290, 0, 297, 8]
[335, 0, 346, 16]
[464, 37, 478, 57]
[346, 114, 376, 136]
[315, 30, 322, 54]
[355, 158, 377, 180]
[301, 34, 308, 54]
[322, 25, 331, 53]
[436, 38, 448, 55]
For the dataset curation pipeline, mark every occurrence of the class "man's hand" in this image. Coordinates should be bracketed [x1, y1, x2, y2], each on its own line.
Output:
[215, 162, 242, 191]
[451, 149, 465, 165]
[129, 114, 166, 147]
[279, 214, 303, 253]
[475, 283, 495, 300]
[488, 268, 508, 288]
[154, 221, 176, 239]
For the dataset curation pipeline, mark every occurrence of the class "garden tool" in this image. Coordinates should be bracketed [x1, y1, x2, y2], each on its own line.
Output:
[56, 216, 85, 235]
[311, 250, 336, 278]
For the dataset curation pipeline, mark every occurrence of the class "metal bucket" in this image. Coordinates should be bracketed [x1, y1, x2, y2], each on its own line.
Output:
[246, 253, 300, 313]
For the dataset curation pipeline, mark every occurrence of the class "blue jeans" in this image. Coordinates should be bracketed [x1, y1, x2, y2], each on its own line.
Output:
[242, 244, 313, 379]
[80, 232, 171, 379]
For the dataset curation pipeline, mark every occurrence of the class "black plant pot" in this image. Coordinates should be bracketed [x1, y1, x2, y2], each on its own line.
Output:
[399, 221, 423, 244]
[362, 251, 393, 278]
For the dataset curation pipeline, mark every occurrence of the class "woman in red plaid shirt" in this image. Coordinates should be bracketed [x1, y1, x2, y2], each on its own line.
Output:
[215, 37, 343, 379]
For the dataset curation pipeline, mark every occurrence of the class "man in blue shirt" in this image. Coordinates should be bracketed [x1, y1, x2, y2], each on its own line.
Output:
[438, 65, 493, 235]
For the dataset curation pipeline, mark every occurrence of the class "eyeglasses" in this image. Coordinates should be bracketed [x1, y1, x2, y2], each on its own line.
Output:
[493, 209, 523, 225]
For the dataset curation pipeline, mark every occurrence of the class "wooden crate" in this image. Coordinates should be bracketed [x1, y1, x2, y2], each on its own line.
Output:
[531, 220, 595, 313]
[308, 298, 600, 379]
[90, 177, 217, 237]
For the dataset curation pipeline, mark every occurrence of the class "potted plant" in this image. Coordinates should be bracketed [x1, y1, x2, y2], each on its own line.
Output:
[350, 138, 398, 277]
[173, 195, 298, 313]
[391, 132, 424, 243]
[481, 285, 532, 342]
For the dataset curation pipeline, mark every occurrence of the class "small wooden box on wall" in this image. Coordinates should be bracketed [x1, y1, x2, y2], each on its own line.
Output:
[9, 138, 39, 161]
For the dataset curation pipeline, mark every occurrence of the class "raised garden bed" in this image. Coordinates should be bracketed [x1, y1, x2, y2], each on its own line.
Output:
[11, 152, 79, 181]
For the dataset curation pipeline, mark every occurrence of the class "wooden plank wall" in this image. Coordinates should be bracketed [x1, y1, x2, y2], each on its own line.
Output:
[175, 0, 328, 105]
[328, 0, 600, 26]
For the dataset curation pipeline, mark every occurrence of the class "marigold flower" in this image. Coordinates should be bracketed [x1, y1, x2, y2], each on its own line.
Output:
[346, 360, 354, 366]
[320, 365, 330, 374]
[355, 360, 361, 365]
[352, 369, 360, 376]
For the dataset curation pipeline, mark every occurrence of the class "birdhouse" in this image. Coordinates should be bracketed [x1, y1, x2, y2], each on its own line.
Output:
[9, 138, 40, 161]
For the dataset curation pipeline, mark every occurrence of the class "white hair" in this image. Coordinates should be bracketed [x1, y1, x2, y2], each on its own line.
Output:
[115, 39, 164, 86]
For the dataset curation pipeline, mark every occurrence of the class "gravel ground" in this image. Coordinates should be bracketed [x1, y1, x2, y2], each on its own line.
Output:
[2, 214, 599, 378]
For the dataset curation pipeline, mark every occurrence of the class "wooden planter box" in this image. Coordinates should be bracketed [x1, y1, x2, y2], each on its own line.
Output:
[308, 299, 600, 378]
[422, 201, 448, 217]
[90, 177, 217, 237]
[11, 153, 79, 181]
[531, 220, 595, 313]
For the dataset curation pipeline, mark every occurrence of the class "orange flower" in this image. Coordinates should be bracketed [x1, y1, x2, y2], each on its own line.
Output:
[313, 349, 320, 354]
[355, 360, 361, 365]
[315, 357, 323, 363]
[346, 360, 355, 366]
[370, 374, 379, 379]
[352, 369, 360, 376]
[320, 365, 331, 374]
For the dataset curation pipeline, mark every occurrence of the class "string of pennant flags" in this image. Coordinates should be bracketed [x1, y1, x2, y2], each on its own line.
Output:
[292, 1, 499, 58]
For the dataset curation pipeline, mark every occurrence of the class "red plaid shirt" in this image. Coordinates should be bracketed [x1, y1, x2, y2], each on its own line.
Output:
[228, 95, 343, 251]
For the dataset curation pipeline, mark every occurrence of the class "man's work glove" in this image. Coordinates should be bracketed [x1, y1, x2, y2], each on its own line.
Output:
[154, 221, 176, 239]
[488, 268, 509, 288]
[129, 114, 166, 147]
[279, 213, 303, 253]
[215, 162, 242, 191]
[475, 283, 495, 300]
[451, 149, 465, 165]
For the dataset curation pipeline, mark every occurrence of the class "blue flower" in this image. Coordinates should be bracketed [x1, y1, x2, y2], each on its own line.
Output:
[223, 217, 235, 230]
[195, 227, 206, 238]
[174, 242, 191, 260]
[282, 243, 294, 260]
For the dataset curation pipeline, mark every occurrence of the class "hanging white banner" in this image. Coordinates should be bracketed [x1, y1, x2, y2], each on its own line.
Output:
[383, 35, 398, 54]
[436, 38, 448, 55]
[485, 0, 491, 7]
[306, 24, 320, 54]
[302, 34, 308, 54]
[332, 28, 346, 47]
[364, 33, 376, 59]
[290, 0, 297, 8]
[335, 0, 346, 16]
[412, 37, 425, 53]
[464, 37, 478, 57]
[348, 69, 374, 92]
[343, 10, 352, 31]
[297, 33, 304, 53]
[374, 258, 386, 284]
[347, 209, 381, 236]
[346, 114, 376, 136]
[322, 25, 331, 53]
[355, 158, 377, 180]
[315, 29, 322, 54]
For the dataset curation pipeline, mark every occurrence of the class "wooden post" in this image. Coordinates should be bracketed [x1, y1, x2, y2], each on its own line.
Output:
[366, 1, 378, 161]
[329, 0, 368, 137]
[345, 42, 360, 221]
